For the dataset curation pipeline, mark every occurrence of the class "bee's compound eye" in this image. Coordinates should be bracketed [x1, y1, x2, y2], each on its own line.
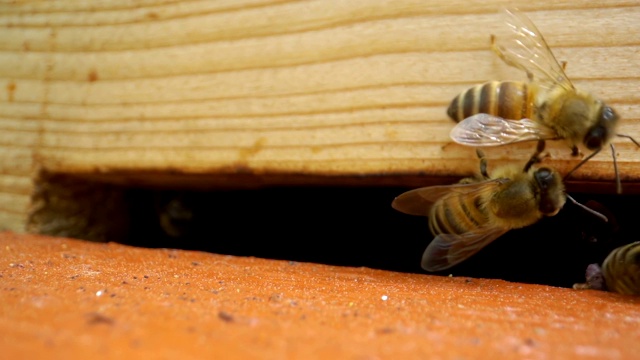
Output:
[534, 168, 562, 215]
[537, 168, 552, 179]
[601, 106, 619, 123]
[584, 126, 606, 150]
[534, 168, 554, 190]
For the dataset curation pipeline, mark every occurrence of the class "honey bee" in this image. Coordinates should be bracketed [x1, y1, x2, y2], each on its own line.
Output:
[393, 141, 606, 271]
[573, 241, 640, 295]
[155, 192, 195, 238]
[448, 8, 639, 193]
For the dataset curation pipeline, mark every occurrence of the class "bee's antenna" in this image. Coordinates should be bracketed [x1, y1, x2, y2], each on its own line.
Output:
[610, 134, 639, 194]
[523, 140, 546, 172]
[616, 133, 640, 147]
[563, 147, 602, 181]
[566, 195, 608, 223]
[611, 143, 622, 194]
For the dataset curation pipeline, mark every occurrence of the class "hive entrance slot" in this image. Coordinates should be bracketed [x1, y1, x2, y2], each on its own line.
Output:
[27, 171, 635, 289]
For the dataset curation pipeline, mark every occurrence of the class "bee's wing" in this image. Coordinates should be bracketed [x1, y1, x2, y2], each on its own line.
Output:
[495, 8, 574, 91]
[450, 113, 558, 146]
[392, 178, 508, 216]
[421, 226, 509, 272]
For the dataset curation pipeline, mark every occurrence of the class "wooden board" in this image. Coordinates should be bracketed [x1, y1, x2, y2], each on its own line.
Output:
[1, 0, 640, 232]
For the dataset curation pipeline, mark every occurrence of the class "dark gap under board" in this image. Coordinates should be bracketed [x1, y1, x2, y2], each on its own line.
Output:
[28, 172, 636, 289]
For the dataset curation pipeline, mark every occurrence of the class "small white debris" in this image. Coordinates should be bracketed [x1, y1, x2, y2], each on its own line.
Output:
[381, 295, 388, 301]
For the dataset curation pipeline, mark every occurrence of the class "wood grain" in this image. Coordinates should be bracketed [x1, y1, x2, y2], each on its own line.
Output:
[1, 0, 640, 232]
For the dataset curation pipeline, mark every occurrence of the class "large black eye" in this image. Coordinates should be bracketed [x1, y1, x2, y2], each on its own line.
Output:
[584, 126, 606, 150]
[534, 168, 559, 215]
[534, 168, 553, 191]
[601, 106, 618, 123]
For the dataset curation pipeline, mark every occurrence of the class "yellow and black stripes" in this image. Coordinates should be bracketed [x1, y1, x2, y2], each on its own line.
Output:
[429, 193, 488, 236]
[602, 241, 640, 295]
[447, 81, 534, 122]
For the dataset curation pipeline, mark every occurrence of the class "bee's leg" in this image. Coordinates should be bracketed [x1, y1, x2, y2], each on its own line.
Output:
[536, 139, 546, 154]
[617, 133, 640, 148]
[571, 145, 582, 157]
[523, 140, 546, 172]
[476, 149, 490, 179]
[490, 34, 534, 81]
[572, 282, 591, 290]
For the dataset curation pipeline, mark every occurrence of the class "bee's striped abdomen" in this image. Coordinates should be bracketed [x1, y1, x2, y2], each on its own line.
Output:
[602, 241, 640, 295]
[429, 192, 488, 236]
[447, 81, 534, 122]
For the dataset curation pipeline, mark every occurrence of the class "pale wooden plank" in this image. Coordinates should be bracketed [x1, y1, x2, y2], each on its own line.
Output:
[4, 80, 639, 122]
[3, 7, 640, 81]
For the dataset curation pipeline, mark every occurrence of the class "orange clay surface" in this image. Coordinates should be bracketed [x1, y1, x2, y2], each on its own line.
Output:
[1, 232, 639, 359]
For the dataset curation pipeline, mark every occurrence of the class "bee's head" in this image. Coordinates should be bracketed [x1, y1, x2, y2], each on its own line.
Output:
[533, 167, 565, 216]
[584, 104, 619, 150]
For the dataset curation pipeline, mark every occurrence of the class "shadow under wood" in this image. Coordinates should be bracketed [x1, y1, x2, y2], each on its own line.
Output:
[27, 170, 639, 289]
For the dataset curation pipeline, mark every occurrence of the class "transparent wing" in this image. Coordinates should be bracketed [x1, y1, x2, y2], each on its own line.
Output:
[450, 113, 558, 146]
[391, 178, 508, 216]
[494, 8, 574, 91]
[421, 227, 509, 272]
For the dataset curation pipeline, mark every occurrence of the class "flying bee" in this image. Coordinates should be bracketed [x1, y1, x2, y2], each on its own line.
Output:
[392, 141, 605, 271]
[573, 241, 640, 295]
[448, 8, 639, 193]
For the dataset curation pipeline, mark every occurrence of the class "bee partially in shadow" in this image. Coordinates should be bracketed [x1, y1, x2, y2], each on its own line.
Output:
[574, 241, 640, 295]
[393, 141, 605, 271]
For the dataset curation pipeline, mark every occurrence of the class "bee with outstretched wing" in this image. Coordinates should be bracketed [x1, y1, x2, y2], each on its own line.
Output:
[448, 8, 638, 193]
[394, 141, 567, 271]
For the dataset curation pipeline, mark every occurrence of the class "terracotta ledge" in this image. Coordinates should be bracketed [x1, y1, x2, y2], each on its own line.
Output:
[1, 232, 639, 359]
